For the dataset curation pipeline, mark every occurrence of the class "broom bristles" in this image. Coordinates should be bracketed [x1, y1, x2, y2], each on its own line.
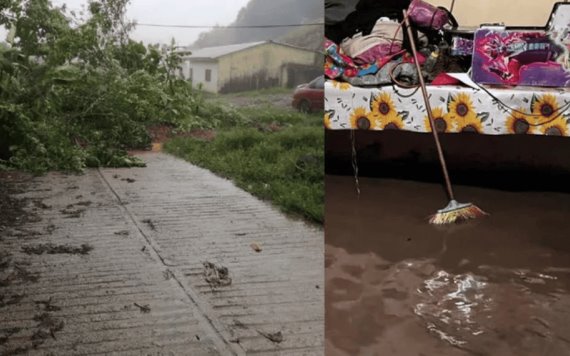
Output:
[429, 203, 487, 225]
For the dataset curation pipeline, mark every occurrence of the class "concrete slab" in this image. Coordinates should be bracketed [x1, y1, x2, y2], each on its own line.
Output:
[0, 152, 323, 355]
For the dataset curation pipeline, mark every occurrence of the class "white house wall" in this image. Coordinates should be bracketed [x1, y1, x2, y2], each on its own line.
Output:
[188, 61, 219, 93]
[179, 58, 191, 79]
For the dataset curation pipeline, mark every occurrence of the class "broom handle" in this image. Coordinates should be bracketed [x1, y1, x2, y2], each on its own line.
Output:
[403, 10, 455, 201]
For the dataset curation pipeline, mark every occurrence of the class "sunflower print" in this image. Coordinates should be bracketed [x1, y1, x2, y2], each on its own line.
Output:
[349, 107, 375, 130]
[456, 114, 484, 133]
[531, 94, 567, 136]
[539, 116, 568, 136]
[447, 93, 484, 133]
[330, 80, 352, 91]
[423, 107, 454, 133]
[370, 92, 398, 118]
[369, 92, 404, 129]
[382, 115, 405, 130]
[531, 94, 560, 120]
[447, 92, 476, 122]
[324, 111, 332, 129]
[505, 108, 535, 134]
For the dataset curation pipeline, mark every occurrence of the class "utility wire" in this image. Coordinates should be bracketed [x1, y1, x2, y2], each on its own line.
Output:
[135, 23, 324, 29]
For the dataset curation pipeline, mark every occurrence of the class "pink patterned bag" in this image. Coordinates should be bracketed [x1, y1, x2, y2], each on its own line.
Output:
[340, 17, 404, 65]
[407, 0, 452, 31]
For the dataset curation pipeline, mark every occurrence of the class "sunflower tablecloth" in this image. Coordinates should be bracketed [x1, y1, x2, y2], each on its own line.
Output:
[324, 80, 570, 136]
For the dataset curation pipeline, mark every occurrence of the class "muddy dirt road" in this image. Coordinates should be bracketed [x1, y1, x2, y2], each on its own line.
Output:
[325, 175, 570, 356]
[0, 153, 323, 355]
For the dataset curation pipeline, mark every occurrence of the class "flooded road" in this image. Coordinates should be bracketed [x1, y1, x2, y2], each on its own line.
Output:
[325, 175, 570, 356]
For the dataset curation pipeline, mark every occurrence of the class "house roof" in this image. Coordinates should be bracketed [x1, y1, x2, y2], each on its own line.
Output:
[187, 41, 266, 60]
[187, 40, 319, 60]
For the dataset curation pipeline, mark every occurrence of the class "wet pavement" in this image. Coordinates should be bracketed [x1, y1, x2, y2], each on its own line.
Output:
[325, 175, 570, 356]
[0, 152, 323, 355]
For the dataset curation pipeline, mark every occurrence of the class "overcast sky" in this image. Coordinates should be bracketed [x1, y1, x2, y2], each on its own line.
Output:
[5, 0, 251, 46]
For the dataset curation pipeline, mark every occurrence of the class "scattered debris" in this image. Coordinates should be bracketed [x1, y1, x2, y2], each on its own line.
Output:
[59, 207, 86, 218]
[0, 265, 38, 287]
[0, 177, 37, 232]
[1, 265, 41, 285]
[163, 269, 174, 280]
[32, 312, 64, 347]
[59, 201, 91, 218]
[133, 303, 151, 313]
[8, 228, 42, 238]
[233, 319, 248, 329]
[141, 246, 147, 252]
[113, 174, 120, 179]
[35, 297, 61, 312]
[45, 224, 56, 234]
[22, 243, 93, 256]
[203, 262, 232, 287]
[229, 338, 241, 344]
[142, 219, 156, 231]
[114, 230, 130, 236]
[2, 346, 29, 355]
[0, 251, 11, 269]
[14, 265, 39, 283]
[250, 242, 262, 253]
[195, 335, 201, 341]
[75, 195, 83, 199]
[257, 330, 284, 344]
[0, 327, 22, 346]
[0, 293, 25, 308]
[33, 201, 51, 210]
[121, 178, 136, 183]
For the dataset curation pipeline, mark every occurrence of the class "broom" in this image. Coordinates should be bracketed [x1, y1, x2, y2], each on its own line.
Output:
[402, 9, 487, 225]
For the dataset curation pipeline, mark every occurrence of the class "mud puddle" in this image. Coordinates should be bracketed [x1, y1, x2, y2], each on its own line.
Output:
[325, 175, 570, 356]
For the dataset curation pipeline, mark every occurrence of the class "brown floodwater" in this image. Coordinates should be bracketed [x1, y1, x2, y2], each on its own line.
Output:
[325, 175, 570, 356]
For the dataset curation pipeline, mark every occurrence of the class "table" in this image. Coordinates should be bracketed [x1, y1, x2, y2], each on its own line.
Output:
[324, 80, 570, 136]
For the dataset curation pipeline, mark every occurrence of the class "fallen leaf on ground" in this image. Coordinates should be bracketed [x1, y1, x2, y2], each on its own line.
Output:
[203, 262, 232, 287]
[133, 303, 151, 313]
[250, 242, 262, 252]
[257, 330, 283, 343]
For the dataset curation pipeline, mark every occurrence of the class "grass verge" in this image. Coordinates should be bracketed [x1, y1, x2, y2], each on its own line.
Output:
[165, 106, 323, 224]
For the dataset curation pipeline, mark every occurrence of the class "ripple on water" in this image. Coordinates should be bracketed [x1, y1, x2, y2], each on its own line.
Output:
[412, 266, 570, 355]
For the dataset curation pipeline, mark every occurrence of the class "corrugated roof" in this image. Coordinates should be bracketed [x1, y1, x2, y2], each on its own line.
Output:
[188, 41, 267, 60]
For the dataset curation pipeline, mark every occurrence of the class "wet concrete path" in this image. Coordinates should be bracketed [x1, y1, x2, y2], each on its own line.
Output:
[326, 175, 570, 356]
[0, 152, 323, 355]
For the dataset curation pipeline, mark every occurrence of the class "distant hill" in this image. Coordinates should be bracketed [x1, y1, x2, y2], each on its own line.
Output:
[277, 22, 324, 51]
[191, 0, 323, 51]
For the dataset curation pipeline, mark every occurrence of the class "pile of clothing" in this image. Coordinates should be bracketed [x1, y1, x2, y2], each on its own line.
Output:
[325, 0, 470, 87]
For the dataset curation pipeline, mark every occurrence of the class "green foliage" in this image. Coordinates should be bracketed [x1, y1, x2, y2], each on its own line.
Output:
[0, 0, 206, 173]
[164, 114, 324, 224]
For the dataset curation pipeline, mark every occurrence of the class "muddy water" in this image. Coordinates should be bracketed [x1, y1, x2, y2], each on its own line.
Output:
[325, 175, 570, 356]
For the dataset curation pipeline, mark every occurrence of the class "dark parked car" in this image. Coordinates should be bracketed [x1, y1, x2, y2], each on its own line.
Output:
[292, 76, 324, 113]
